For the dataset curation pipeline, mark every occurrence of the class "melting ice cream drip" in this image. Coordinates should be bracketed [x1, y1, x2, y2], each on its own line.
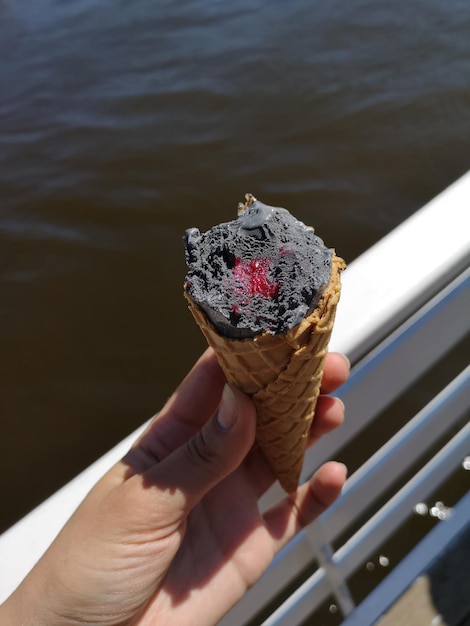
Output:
[237, 194, 276, 240]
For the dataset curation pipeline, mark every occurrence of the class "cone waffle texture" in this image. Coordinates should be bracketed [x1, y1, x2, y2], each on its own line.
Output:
[184, 254, 346, 493]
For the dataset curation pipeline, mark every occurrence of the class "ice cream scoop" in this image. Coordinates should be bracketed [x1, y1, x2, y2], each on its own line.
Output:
[183, 195, 345, 492]
[184, 194, 332, 339]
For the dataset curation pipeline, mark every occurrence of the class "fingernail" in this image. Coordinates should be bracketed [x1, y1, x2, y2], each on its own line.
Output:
[338, 462, 349, 477]
[339, 353, 351, 370]
[216, 385, 238, 431]
[335, 397, 345, 411]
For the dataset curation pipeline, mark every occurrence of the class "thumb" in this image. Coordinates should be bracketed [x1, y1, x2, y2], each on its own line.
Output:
[143, 384, 256, 511]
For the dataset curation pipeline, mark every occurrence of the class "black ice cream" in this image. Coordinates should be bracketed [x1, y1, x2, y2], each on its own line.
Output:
[183, 194, 333, 339]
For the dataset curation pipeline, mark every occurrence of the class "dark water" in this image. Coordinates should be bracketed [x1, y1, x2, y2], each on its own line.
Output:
[1, 0, 469, 532]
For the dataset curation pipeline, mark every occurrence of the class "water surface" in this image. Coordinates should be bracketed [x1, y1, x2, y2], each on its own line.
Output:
[1, 0, 469, 531]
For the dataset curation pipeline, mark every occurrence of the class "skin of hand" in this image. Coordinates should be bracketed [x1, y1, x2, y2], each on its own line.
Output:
[0, 348, 349, 626]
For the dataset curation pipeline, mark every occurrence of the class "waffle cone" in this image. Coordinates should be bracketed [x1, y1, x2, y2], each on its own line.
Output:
[184, 254, 346, 493]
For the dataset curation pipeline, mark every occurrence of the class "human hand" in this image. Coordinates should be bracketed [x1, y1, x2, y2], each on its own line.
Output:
[1, 348, 349, 626]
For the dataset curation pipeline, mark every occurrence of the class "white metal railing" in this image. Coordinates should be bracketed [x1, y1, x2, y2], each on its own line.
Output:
[1, 172, 469, 623]
[273, 392, 469, 625]
[340, 489, 470, 626]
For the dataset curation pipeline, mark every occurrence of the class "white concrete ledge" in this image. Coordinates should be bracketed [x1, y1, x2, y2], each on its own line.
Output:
[330, 170, 470, 362]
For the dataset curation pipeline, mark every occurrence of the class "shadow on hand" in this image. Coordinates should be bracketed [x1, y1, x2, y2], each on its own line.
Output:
[119, 413, 294, 608]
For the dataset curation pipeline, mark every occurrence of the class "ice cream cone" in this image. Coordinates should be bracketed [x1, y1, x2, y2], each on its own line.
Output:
[184, 253, 346, 493]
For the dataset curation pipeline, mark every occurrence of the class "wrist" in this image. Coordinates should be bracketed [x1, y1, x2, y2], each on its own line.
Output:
[0, 599, 15, 625]
[1, 590, 34, 626]
[0, 576, 56, 626]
